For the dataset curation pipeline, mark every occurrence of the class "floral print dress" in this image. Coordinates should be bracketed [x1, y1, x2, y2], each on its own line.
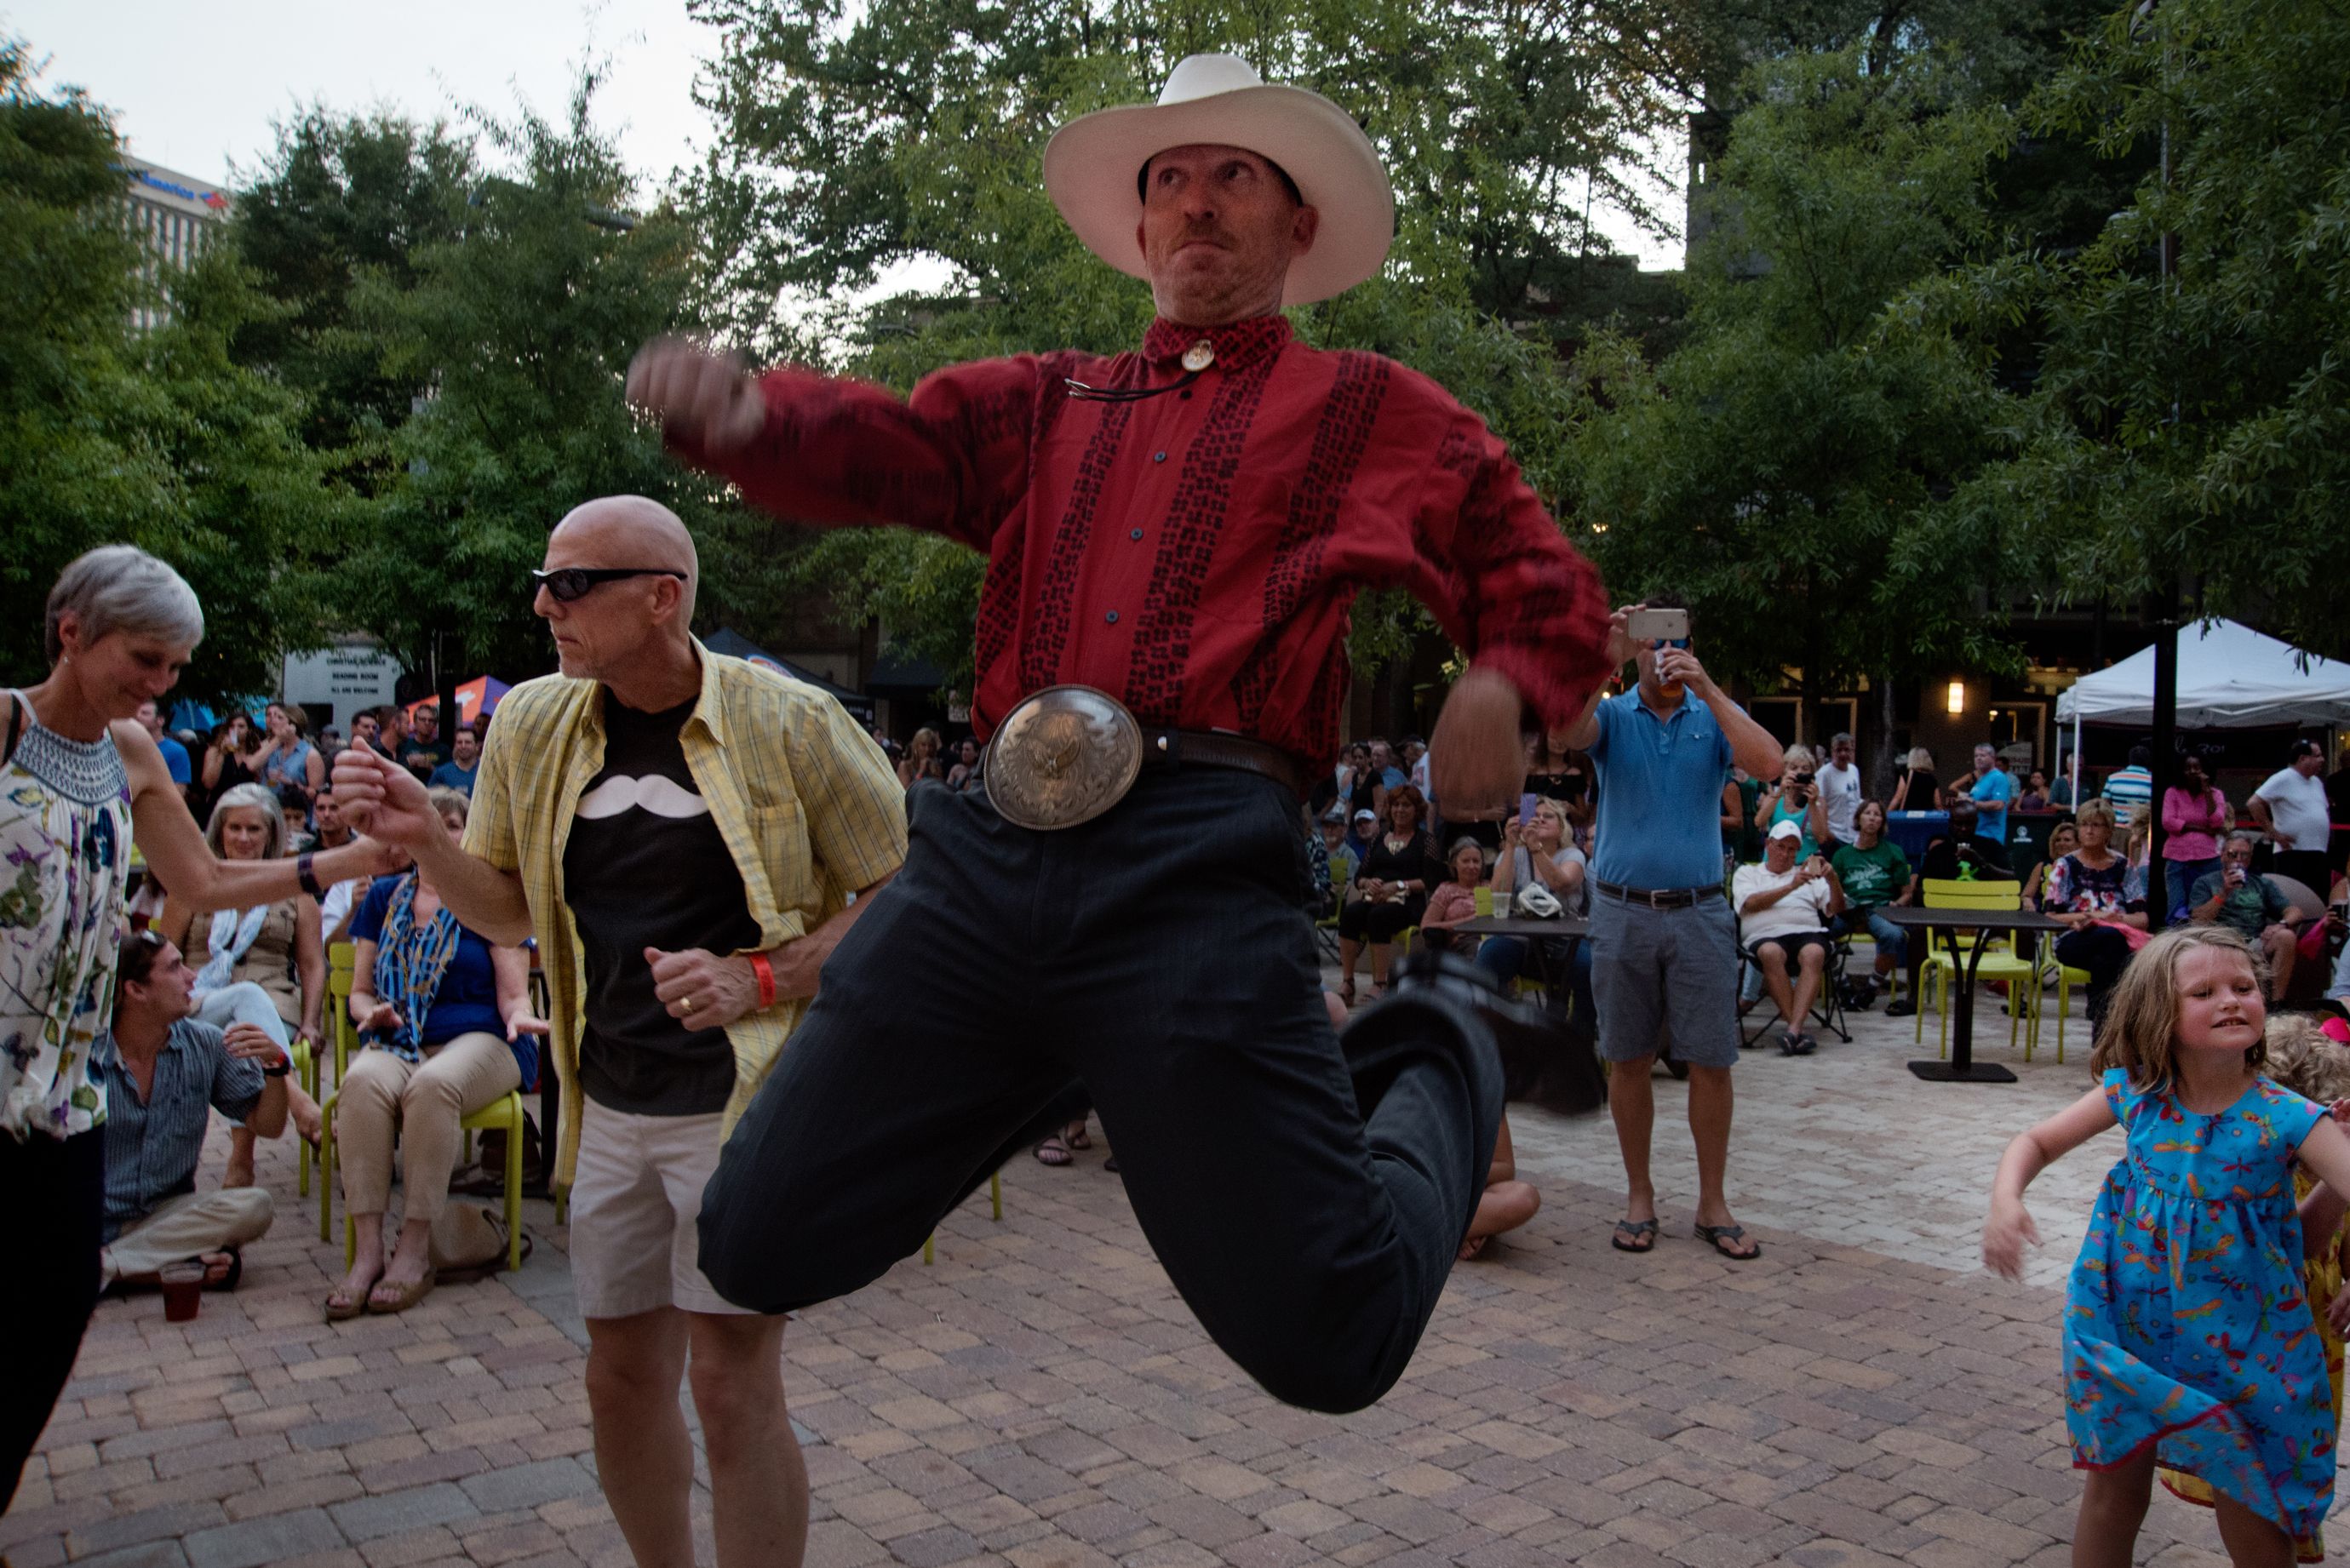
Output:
[0, 697, 132, 1141]
[2067, 1070, 2335, 1552]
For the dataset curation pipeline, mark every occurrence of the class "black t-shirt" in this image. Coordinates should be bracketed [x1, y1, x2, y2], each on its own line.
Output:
[399, 736, 447, 777]
[1525, 766, 1590, 806]
[1919, 834, 2015, 883]
[563, 696, 760, 1116]
[1896, 770, 1939, 810]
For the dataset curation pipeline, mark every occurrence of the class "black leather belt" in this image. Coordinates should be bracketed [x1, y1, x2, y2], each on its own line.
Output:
[1140, 728, 1308, 798]
[1595, 878, 1722, 910]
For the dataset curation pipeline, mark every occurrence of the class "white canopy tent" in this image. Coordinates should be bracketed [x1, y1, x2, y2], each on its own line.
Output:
[2055, 619, 2350, 796]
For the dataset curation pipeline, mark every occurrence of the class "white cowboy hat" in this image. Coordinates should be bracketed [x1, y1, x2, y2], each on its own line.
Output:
[1043, 53, 1394, 307]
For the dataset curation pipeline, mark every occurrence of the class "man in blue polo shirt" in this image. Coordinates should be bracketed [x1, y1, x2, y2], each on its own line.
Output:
[137, 700, 192, 804]
[1566, 597, 1785, 1262]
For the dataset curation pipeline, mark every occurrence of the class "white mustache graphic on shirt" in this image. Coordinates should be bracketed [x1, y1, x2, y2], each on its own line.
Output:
[576, 773, 710, 821]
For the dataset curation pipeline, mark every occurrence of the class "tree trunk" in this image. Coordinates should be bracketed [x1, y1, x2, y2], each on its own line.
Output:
[1872, 672, 1900, 798]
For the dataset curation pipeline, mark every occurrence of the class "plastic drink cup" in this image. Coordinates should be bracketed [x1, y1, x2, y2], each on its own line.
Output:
[160, 1261, 204, 1322]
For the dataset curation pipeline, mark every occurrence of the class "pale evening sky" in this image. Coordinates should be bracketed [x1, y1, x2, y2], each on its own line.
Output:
[6, 0, 1683, 275]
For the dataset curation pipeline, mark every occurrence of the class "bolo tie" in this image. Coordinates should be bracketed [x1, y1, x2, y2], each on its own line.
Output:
[1063, 340, 1218, 402]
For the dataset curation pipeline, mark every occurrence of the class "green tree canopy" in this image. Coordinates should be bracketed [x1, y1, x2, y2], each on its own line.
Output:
[1570, 48, 2019, 734]
[226, 109, 477, 493]
[334, 72, 789, 684]
[0, 42, 335, 701]
[1923, 0, 2350, 659]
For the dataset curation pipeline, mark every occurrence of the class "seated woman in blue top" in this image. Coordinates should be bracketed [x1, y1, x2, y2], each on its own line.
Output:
[327, 788, 545, 1320]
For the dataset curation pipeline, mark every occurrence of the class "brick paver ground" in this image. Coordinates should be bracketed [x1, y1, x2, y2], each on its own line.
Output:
[2, 986, 2303, 1567]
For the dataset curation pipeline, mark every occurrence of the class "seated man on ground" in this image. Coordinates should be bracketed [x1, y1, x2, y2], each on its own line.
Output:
[1734, 820, 1845, 1056]
[1458, 1114, 1539, 1261]
[2190, 831, 2308, 997]
[93, 930, 288, 1290]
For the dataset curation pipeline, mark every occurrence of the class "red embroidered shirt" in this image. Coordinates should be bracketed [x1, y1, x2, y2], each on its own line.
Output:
[673, 314, 1611, 770]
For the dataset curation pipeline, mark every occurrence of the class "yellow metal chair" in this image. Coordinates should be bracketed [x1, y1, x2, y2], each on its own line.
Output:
[923, 1171, 1004, 1264]
[328, 941, 358, 1081]
[318, 1084, 530, 1273]
[289, 1036, 315, 1198]
[2039, 958, 2093, 1063]
[309, 943, 361, 1207]
[1917, 878, 2042, 1061]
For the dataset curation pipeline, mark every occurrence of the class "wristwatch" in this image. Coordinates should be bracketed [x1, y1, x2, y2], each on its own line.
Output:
[262, 1057, 292, 1078]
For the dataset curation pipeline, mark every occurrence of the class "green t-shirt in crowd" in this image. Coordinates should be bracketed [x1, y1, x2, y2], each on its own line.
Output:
[1832, 839, 1912, 913]
[2189, 869, 2291, 941]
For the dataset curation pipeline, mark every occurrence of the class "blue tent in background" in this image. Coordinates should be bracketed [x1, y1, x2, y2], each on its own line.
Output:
[701, 628, 874, 721]
[169, 695, 272, 737]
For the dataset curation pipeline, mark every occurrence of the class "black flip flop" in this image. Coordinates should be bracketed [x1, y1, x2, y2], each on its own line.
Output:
[1610, 1218, 1659, 1254]
[1694, 1223, 1761, 1262]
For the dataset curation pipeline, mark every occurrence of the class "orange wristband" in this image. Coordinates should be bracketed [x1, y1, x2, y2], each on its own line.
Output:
[749, 951, 777, 1010]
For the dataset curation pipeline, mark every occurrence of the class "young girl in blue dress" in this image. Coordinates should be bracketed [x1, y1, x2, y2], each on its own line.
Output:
[1983, 926, 2350, 1565]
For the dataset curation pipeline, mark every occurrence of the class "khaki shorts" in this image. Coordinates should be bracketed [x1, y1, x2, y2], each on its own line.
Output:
[569, 1099, 752, 1319]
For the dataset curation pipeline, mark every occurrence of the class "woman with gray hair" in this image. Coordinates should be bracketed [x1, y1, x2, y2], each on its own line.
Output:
[1, 545, 401, 1511]
[159, 782, 330, 1183]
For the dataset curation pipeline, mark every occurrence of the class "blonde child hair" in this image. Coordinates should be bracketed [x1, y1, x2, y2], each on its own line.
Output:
[2262, 1013, 2350, 1107]
[2089, 925, 2270, 1093]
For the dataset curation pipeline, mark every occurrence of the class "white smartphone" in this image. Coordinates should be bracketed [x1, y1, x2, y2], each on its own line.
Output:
[1626, 606, 1691, 644]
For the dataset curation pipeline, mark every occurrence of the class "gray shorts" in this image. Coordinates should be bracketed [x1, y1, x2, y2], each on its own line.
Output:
[1588, 889, 1740, 1068]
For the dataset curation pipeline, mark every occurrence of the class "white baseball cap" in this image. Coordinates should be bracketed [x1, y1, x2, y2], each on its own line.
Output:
[1768, 819, 1804, 843]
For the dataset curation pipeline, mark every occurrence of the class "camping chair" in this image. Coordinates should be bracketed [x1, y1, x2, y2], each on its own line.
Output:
[1316, 858, 1350, 962]
[1735, 918, 1850, 1047]
[1917, 878, 2042, 1062]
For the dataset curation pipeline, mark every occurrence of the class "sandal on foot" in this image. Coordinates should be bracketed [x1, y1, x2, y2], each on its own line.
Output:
[1103, 1153, 1121, 1174]
[204, 1250, 244, 1292]
[1064, 1126, 1092, 1152]
[1694, 1223, 1760, 1262]
[1032, 1136, 1073, 1167]
[1610, 1218, 1659, 1254]
[365, 1268, 437, 1315]
[324, 1280, 374, 1321]
[1777, 1031, 1802, 1056]
[1790, 1033, 1817, 1056]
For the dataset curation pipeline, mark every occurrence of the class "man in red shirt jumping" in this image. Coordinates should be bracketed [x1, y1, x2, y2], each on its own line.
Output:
[628, 53, 1613, 1415]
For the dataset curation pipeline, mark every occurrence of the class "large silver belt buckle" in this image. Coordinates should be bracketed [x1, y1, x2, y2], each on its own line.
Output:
[983, 685, 1143, 831]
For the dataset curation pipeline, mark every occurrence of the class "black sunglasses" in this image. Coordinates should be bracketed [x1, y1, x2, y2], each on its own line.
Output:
[530, 567, 687, 603]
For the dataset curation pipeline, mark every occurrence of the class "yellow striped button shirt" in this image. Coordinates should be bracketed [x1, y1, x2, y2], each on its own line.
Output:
[464, 642, 908, 1189]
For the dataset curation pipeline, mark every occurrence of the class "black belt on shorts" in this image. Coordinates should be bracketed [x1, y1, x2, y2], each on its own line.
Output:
[1595, 878, 1722, 910]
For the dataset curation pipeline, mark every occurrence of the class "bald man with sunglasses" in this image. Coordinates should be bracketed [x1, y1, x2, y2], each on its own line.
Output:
[332, 495, 908, 1568]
